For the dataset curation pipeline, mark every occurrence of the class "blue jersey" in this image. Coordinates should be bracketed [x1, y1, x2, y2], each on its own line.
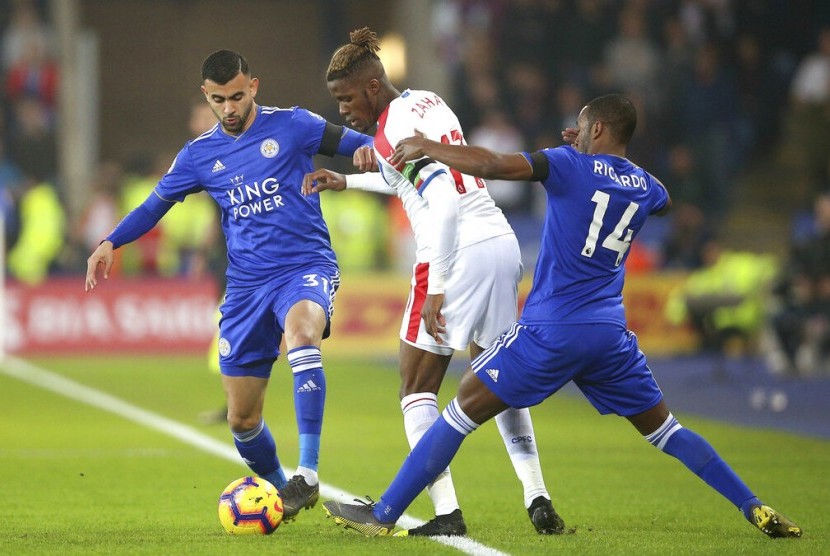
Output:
[520, 146, 669, 326]
[156, 105, 342, 288]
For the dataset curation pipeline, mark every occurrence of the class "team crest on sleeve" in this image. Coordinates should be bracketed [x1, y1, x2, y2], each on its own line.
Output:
[218, 338, 232, 357]
[260, 138, 280, 158]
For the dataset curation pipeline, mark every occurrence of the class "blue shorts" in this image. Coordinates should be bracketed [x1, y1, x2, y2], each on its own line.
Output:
[472, 322, 663, 417]
[218, 265, 340, 378]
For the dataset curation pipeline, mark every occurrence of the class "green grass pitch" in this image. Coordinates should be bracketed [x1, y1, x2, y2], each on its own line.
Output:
[0, 354, 825, 555]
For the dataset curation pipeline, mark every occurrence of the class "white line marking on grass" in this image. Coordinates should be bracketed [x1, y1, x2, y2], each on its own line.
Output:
[0, 356, 508, 556]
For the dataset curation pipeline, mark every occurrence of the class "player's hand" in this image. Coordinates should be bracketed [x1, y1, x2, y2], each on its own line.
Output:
[85, 240, 114, 292]
[390, 130, 428, 166]
[421, 293, 447, 345]
[353, 146, 378, 172]
[302, 168, 347, 195]
[561, 127, 578, 145]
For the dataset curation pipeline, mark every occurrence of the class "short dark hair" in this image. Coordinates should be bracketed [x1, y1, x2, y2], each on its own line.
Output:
[585, 94, 637, 144]
[201, 50, 249, 84]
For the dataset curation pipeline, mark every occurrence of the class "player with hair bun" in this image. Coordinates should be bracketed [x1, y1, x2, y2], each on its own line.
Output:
[323, 93, 803, 540]
[304, 27, 562, 537]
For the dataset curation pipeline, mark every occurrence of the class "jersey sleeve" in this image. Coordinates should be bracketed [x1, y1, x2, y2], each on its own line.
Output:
[647, 174, 671, 214]
[346, 172, 397, 195]
[291, 107, 329, 156]
[378, 98, 462, 293]
[421, 176, 460, 294]
[537, 146, 579, 195]
[155, 144, 204, 202]
[335, 126, 374, 156]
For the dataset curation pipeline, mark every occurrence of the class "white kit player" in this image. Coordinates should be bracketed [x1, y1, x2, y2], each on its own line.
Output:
[302, 28, 563, 537]
[324, 93, 803, 542]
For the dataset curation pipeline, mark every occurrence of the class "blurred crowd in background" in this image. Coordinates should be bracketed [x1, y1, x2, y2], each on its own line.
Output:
[2, 0, 830, 376]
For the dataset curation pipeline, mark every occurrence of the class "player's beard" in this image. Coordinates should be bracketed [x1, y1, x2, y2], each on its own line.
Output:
[221, 104, 252, 134]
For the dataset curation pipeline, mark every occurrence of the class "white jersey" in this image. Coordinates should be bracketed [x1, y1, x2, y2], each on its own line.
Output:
[371, 89, 514, 291]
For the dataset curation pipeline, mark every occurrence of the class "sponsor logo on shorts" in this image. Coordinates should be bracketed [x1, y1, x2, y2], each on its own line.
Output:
[485, 368, 499, 382]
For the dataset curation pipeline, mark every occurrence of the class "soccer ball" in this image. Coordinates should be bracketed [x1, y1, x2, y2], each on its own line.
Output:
[218, 476, 284, 535]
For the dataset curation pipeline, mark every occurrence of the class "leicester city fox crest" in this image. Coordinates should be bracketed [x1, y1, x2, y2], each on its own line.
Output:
[218, 337, 232, 357]
[260, 138, 279, 158]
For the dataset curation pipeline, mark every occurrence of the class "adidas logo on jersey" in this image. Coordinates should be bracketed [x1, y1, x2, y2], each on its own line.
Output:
[485, 368, 499, 382]
[297, 380, 322, 393]
[211, 159, 226, 173]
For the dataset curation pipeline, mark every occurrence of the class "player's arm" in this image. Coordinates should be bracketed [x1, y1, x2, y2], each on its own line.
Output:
[419, 173, 459, 296]
[317, 121, 374, 157]
[397, 161, 457, 344]
[391, 133, 535, 181]
[652, 178, 673, 216]
[393, 145, 460, 291]
[301, 168, 395, 195]
[85, 191, 174, 291]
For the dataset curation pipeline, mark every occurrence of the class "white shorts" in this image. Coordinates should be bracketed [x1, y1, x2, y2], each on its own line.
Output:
[400, 234, 522, 355]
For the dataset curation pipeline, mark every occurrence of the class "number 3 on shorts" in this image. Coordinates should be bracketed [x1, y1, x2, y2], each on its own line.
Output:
[303, 273, 330, 293]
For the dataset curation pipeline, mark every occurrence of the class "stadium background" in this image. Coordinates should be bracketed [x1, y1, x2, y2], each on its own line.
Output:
[0, 0, 828, 437]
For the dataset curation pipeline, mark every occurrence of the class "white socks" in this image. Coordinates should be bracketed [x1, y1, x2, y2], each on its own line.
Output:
[402, 393, 551, 511]
[495, 407, 550, 508]
[294, 466, 318, 486]
[401, 392, 460, 515]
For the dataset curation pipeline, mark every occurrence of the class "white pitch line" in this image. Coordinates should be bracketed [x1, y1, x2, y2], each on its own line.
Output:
[0, 356, 508, 556]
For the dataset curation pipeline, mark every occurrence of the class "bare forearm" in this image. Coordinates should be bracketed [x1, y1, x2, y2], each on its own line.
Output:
[420, 142, 531, 180]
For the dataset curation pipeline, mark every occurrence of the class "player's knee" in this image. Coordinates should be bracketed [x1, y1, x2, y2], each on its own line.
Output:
[284, 301, 327, 347]
[397, 349, 450, 397]
[456, 370, 507, 425]
[284, 332, 322, 350]
[399, 371, 442, 398]
[227, 411, 260, 433]
[283, 320, 326, 348]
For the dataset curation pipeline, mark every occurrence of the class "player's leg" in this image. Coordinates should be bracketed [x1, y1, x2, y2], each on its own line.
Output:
[398, 341, 465, 536]
[325, 367, 508, 535]
[394, 259, 470, 535]
[628, 400, 801, 538]
[379, 368, 508, 522]
[273, 265, 339, 520]
[223, 373, 287, 490]
[476, 343, 563, 535]
[219, 288, 287, 490]
[468, 236, 563, 533]
[280, 298, 329, 519]
[325, 321, 561, 535]
[597, 327, 803, 539]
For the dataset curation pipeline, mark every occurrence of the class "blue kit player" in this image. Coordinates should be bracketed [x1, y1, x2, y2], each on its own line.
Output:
[322, 94, 803, 539]
[85, 50, 373, 521]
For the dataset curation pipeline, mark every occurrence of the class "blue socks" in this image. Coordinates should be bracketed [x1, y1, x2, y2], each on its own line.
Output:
[374, 399, 478, 523]
[232, 419, 287, 489]
[371, 407, 764, 525]
[230, 344, 326, 489]
[647, 413, 756, 515]
[289, 346, 326, 473]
